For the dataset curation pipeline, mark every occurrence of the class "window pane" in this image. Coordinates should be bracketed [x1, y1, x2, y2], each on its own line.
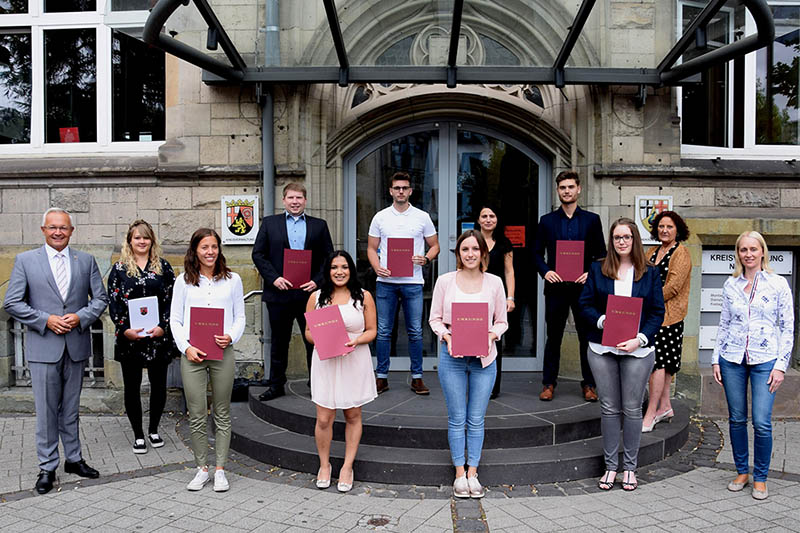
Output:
[756, 6, 800, 145]
[44, 0, 95, 12]
[0, 0, 27, 14]
[0, 31, 31, 143]
[112, 31, 165, 142]
[111, 0, 152, 10]
[45, 28, 96, 143]
[680, 5, 731, 146]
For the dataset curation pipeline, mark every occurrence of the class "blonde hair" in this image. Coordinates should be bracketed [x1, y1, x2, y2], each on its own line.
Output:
[732, 231, 772, 277]
[120, 220, 163, 277]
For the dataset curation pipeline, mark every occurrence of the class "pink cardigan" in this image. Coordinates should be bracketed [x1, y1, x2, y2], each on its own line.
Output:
[428, 271, 509, 367]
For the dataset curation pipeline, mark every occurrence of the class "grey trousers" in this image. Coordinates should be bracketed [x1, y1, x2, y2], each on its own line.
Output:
[587, 349, 654, 471]
[29, 351, 87, 471]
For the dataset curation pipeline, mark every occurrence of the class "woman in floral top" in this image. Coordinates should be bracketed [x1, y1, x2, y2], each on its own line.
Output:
[107, 220, 177, 455]
[712, 231, 794, 501]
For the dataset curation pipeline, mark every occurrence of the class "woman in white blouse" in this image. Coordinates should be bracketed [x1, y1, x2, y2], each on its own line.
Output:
[170, 228, 245, 493]
[578, 218, 664, 492]
[712, 231, 794, 500]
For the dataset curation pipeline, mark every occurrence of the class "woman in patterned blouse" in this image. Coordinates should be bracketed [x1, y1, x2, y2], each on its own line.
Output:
[107, 220, 177, 455]
[712, 231, 794, 501]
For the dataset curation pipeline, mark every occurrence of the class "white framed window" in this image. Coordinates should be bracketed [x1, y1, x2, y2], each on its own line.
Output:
[678, 0, 800, 159]
[0, 0, 164, 155]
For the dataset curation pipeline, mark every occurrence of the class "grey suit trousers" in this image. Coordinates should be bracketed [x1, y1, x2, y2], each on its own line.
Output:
[29, 348, 86, 471]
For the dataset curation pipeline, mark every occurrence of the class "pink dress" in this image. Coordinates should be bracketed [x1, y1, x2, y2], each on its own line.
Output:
[310, 291, 378, 409]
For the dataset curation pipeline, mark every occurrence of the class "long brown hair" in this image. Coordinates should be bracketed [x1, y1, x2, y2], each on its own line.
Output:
[601, 218, 648, 281]
[183, 228, 231, 286]
[120, 219, 163, 277]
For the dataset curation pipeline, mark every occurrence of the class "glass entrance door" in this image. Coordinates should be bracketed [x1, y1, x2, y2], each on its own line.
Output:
[344, 121, 549, 370]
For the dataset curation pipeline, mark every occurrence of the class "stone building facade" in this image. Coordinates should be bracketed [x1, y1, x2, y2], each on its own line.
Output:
[1, 0, 798, 404]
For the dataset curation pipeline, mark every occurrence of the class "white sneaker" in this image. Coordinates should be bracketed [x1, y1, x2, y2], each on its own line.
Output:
[186, 467, 209, 491]
[213, 469, 229, 492]
[467, 474, 485, 498]
[453, 475, 470, 498]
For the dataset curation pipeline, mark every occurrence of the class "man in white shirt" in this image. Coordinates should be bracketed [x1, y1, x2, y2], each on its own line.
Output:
[367, 172, 440, 395]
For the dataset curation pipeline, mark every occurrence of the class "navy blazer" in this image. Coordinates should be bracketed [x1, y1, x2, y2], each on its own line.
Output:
[578, 261, 665, 345]
[252, 213, 334, 304]
[532, 206, 606, 282]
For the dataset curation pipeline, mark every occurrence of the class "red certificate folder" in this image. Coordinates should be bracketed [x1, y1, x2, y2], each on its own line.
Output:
[387, 238, 414, 277]
[451, 302, 489, 357]
[601, 295, 643, 347]
[283, 249, 312, 288]
[189, 307, 224, 360]
[305, 306, 355, 360]
[555, 240, 584, 282]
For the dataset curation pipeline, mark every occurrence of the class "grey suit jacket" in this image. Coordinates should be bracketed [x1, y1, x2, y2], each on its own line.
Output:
[3, 246, 109, 363]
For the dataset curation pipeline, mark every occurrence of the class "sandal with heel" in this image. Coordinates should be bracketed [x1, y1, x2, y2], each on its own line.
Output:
[597, 471, 616, 491]
[622, 471, 638, 491]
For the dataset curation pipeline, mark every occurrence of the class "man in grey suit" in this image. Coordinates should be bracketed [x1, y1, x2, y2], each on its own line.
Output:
[4, 208, 108, 494]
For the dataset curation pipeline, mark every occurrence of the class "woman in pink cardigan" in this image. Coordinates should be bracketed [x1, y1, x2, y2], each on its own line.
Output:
[429, 230, 508, 499]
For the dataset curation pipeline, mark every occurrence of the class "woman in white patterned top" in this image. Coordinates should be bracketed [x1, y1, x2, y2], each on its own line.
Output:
[712, 231, 794, 501]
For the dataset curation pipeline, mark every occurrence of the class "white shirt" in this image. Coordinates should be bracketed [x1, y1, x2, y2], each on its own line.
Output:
[590, 266, 654, 358]
[368, 204, 437, 285]
[170, 272, 246, 355]
[45, 244, 71, 297]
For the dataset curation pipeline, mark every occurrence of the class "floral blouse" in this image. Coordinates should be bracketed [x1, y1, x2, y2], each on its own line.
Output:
[107, 258, 178, 363]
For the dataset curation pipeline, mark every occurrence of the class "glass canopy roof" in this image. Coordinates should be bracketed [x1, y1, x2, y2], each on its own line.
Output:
[143, 0, 775, 88]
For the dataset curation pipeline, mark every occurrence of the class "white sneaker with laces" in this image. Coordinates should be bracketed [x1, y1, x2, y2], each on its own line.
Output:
[467, 474, 485, 498]
[453, 475, 470, 498]
[186, 467, 209, 491]
[214, 469, 230, 492]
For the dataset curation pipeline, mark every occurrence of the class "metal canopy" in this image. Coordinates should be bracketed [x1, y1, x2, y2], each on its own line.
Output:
[143, 0, 775, 88]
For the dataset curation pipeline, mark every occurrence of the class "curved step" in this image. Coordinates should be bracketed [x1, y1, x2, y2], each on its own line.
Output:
[230, 400, 690, 485]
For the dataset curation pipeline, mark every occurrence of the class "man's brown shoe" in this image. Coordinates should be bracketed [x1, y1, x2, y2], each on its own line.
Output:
[376, 378, 389, 394]
[539, 385, 554, 401]
[582, 385, 598, 402]
[410, 378, 430, 395]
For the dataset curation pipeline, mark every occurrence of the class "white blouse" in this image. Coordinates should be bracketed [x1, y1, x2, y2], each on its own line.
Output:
[590, 266, 654, 358]
[170, 272, 246, 355]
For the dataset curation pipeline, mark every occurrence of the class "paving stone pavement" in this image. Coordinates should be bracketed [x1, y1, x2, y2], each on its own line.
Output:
[2, 413, 799, 532]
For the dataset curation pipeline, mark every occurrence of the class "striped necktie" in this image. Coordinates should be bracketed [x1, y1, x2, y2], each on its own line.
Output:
[55, 253, 68, 300]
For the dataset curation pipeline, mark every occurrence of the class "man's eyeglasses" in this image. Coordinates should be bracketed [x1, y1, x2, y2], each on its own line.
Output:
[43, 226, 72, 232]
[391, 186, 411, 192]
[613, 235, 633, 243]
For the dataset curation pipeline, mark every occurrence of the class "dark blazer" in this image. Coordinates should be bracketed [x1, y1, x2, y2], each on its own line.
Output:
[533, 206, 606, 279]
[252, 213, 334, 304]
[578, 261, 665, 345]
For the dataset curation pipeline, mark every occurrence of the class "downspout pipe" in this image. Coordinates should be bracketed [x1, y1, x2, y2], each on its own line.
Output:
[261, 0, 280, 378]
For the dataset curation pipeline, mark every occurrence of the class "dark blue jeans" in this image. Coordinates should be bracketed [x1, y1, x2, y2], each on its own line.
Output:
[375, 282, 423, 378]
[719, 358, 776, 482]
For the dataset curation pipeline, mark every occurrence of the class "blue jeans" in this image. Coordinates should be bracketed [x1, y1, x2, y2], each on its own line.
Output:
[375, 282, 424, 378]
[719, 358, 776, 482]
[437, 343, 496, 467]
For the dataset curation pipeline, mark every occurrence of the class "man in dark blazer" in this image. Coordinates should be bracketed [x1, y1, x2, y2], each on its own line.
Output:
[533, 171, 606, 402]
[252, 183, 333, 401]
[4, 208, 108, 494]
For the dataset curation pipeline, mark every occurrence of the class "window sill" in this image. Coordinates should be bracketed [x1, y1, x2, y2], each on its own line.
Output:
[681, 144, 800, 161]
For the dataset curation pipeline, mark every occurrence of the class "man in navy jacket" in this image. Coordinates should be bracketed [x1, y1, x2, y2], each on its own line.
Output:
[533, 171, 606, 401]
[252, 183, 333, 401]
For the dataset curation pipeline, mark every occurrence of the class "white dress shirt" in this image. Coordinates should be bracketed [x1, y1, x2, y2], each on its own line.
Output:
[170, 272, 246, 355]
[45, 244, 71, 297]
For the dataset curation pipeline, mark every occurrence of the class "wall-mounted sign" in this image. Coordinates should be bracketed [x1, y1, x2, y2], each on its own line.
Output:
[460, 222, 474, 234]
[699, 325, 718, 350]
[221, 195, 259, 245]
[701, 250, 793, 275]
[635, 195, 673, 245]
[700, 288, 723, 313]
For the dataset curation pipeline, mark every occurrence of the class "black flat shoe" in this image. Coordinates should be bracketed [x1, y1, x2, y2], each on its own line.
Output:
[35, 469, 56, 494]
[258, 387, 285, 401]
[64, 459, 100, 479]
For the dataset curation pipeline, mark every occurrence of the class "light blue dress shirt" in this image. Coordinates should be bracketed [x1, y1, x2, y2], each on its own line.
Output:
[286, 212, 307, 250]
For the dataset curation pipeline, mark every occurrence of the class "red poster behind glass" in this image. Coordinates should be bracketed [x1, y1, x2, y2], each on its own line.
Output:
[305, 306, 355, 360]
[555, 240, 584, 282]
[601, 295, 643, 347]
[451, 302, 489, 357]
[59, 127, 80, 143]
[189, 307, 224, 360]
[387, 238, 414, 277]
[283, 249, 312, 287]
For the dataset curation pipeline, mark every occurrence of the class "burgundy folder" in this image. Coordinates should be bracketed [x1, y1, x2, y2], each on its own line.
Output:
[451, 302, 489, 357]
[283, 249, 312, 288]
[601, 295, 643, 347]
[555, 240, 584, 282]
[305, 306, 355, 360]
[387, 238, 414, 277]
[189, 307, 224, 360]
